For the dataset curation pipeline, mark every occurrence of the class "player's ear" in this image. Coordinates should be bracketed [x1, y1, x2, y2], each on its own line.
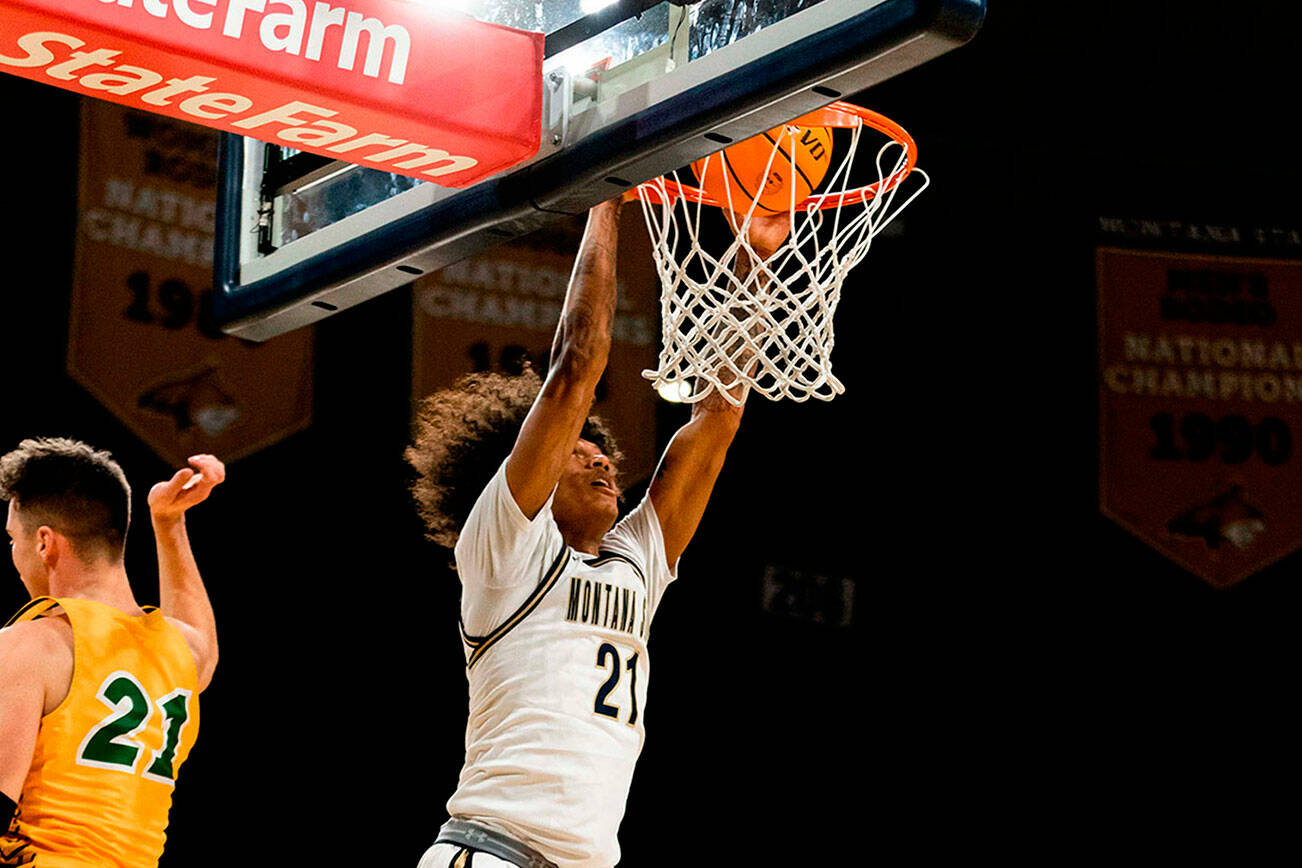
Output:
[36, 526, 60, 566]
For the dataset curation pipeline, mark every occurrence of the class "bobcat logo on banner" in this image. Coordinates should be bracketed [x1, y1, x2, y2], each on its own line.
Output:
[68, 100, 313, 466]
[1097, 247, 1302, 587]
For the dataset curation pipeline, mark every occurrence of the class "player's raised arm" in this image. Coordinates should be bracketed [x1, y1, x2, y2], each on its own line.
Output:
[649, 212, 792, 565]
[505, 199, 622, 519]
[147, 454, 224, 691]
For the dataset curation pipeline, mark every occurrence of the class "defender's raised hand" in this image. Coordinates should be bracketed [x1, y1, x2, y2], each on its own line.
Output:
[148, 454, 226, 520]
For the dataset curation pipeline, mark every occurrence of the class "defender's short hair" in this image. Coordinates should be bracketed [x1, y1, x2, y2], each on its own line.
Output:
[0, 437, 132, 561]
[405, 368, 621, 551]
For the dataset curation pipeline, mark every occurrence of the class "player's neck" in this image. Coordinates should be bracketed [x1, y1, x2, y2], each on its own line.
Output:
[566, 537, 602, 555]
[47, 562, 143, 615]
[557, 521, 607, 556]
[554, 506, 616, 556]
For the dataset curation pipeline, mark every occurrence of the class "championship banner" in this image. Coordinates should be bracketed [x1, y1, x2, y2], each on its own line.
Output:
[1098, 247, 1302, 587]
[0, 0, 540, 186]
[413, 209, 661, 486]
[69, 99, 314, 466]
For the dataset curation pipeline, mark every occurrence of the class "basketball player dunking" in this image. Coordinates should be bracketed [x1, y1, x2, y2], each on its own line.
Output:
[408, 199, 790, 868]
[0, 439, 223, 867]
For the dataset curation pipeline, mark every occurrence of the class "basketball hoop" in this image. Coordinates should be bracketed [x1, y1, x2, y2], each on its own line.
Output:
[632, 102, 929, 405]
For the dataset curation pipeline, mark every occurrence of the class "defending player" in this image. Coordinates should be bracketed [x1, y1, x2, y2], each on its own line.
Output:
[0, 439, 224, 867]
[408, 199, 790, 868]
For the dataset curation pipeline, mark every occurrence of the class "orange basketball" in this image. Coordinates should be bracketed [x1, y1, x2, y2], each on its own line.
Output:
[691, 124, 833, 215]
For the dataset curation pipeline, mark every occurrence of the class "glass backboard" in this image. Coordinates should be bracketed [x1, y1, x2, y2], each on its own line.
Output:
[214, 0, 986, 340]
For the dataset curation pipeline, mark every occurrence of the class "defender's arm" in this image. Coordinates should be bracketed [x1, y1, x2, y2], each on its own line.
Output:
[506, 199, 622, 518]
[149, 455, 224, 692]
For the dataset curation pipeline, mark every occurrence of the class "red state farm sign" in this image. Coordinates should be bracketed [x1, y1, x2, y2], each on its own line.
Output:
[0, 0, 541, 186]
[1098, 247, 1302, 588]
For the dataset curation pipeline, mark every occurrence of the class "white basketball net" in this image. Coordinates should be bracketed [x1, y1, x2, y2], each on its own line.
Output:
[635, 119, 929, 405]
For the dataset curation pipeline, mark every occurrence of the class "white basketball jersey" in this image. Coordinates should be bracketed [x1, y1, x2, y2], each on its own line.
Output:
[447, 460, 677, 868]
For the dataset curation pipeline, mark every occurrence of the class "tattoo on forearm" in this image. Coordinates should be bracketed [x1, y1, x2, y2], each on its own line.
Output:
[695, 388, 737, 415]
[553, 214, 619, 362]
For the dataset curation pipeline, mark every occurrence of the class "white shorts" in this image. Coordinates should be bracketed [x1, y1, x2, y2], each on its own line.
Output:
[418, 842, 518, 868]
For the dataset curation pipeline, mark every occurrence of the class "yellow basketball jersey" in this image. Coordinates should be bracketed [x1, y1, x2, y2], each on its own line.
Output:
[0, 597, 201, 868]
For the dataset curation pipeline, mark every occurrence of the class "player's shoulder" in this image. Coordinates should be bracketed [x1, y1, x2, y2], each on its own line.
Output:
[161, 616, 204, 661]
[0, 610, 74, 676]
[603, 496, 678, 586]
[161, 616, 216, 692]
[605, 494, 661, 544]
[600, 511, 653, 564]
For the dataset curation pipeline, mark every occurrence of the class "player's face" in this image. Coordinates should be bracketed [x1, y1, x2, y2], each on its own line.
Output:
[553, 439, 620, 529]
[5, 500, 47, 598]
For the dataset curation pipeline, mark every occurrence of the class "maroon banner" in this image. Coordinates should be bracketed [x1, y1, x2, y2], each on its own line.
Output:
[1098, 247, 1302, 587]
[69, 100, 314, 466]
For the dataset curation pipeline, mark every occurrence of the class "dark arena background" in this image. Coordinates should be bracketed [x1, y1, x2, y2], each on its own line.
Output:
[3, 2, 1300, 862]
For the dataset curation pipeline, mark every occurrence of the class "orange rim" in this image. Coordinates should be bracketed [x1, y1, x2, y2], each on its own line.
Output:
[635, 102, 917, 210]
